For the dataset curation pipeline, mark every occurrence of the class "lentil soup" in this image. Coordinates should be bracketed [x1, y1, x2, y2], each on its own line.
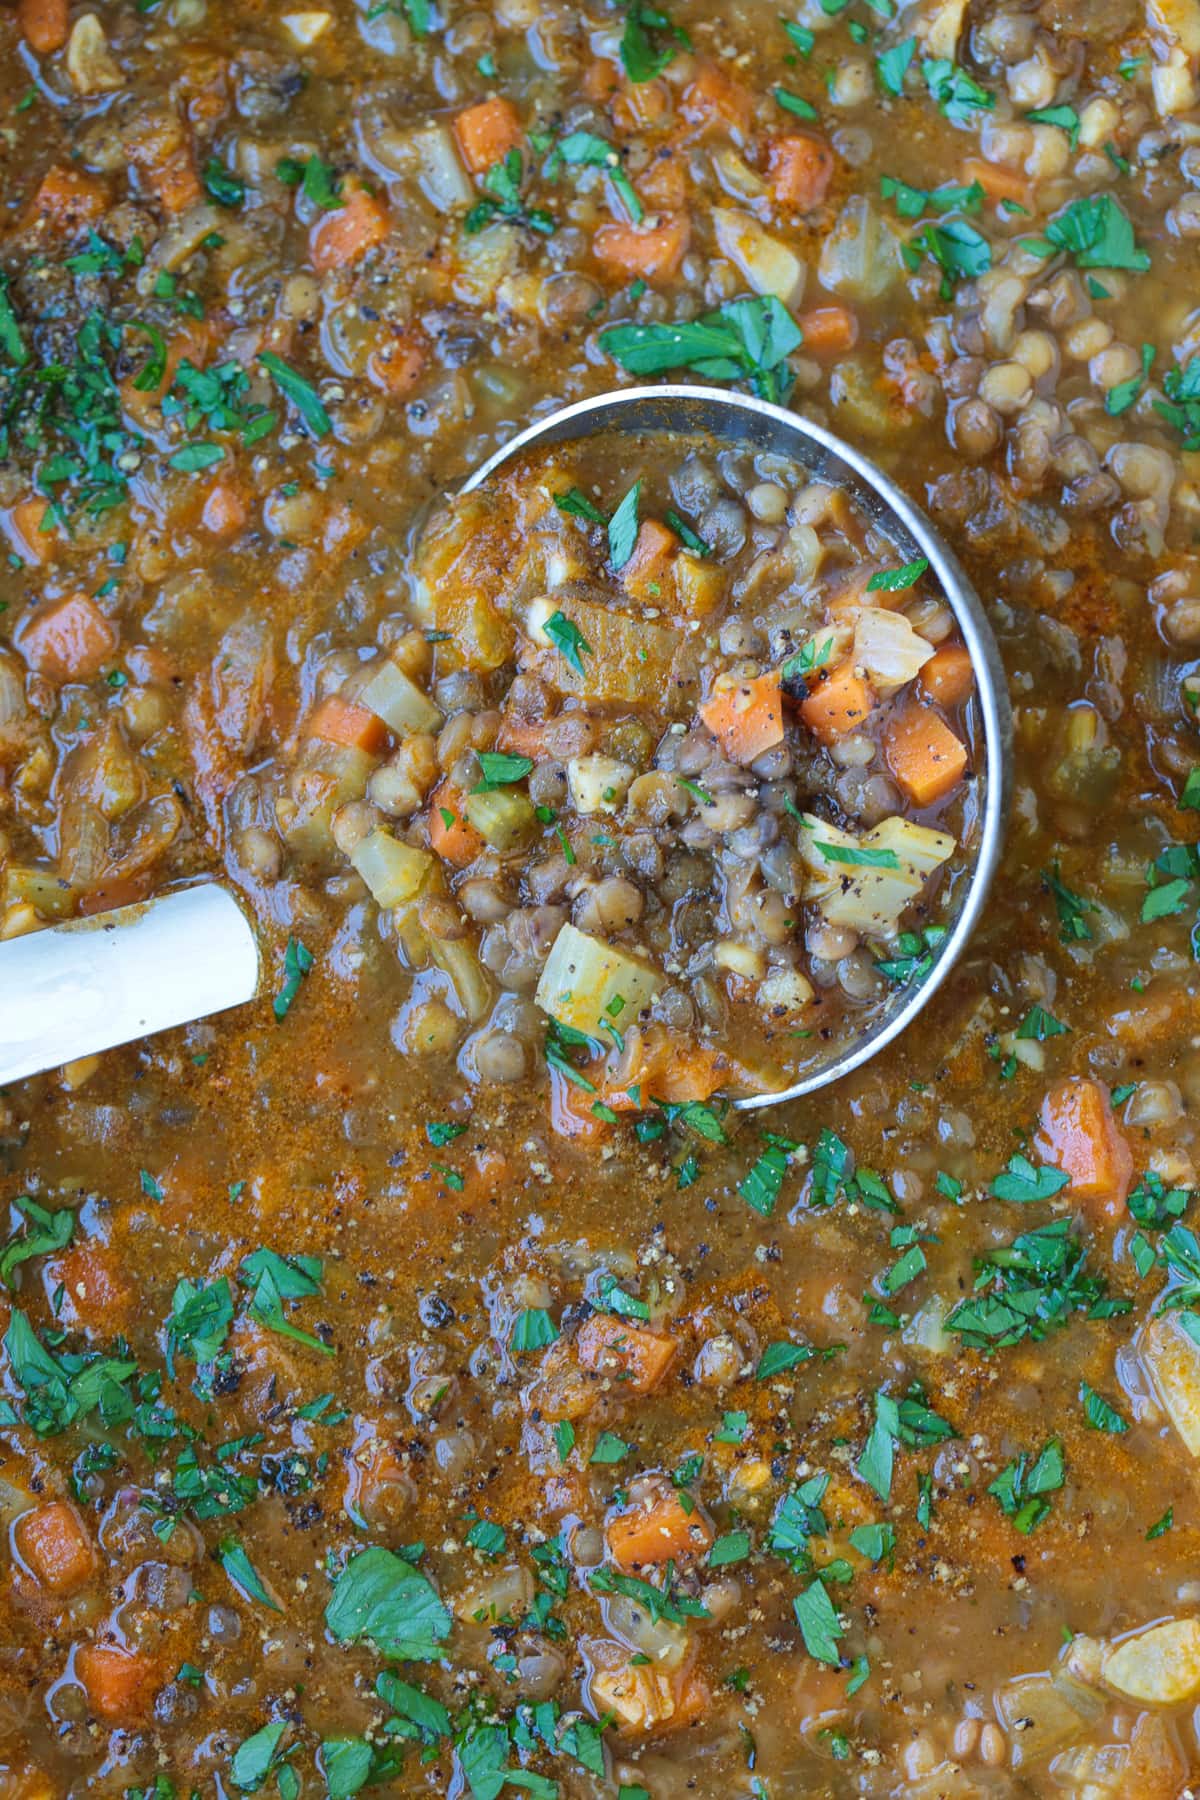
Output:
[2, 0, 1200, 1796]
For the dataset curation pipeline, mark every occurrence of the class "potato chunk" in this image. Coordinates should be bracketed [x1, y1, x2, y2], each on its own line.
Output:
[1141, 1311, 1200, 1456]
[536, 924, 663, 1039]
[1102, 1618, 1200, 1705]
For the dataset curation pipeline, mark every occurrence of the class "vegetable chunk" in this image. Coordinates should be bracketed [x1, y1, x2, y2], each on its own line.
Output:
[885, 703, 968, 806]
[1102, 1618, 1200, 1705]
[1035, 1077, 1133, 1222]
[536, 924, 663, 1039]
[15, 1502, 96, 1596]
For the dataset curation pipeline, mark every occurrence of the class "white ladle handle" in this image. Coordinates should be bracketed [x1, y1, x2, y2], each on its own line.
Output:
[0, 884, 260, 1087]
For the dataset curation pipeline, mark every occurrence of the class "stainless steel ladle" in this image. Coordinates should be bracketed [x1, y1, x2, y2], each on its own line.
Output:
[0, 385, 1012, 1105]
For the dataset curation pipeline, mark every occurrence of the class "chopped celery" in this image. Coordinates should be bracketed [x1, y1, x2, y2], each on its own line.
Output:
[463, 788, 536, 851]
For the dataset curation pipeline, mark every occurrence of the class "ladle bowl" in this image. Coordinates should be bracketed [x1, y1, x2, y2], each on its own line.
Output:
[0, 385, 1012, 1104]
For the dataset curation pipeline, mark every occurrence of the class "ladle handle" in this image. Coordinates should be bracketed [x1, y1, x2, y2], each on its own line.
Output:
[0, 885, 260, 1087]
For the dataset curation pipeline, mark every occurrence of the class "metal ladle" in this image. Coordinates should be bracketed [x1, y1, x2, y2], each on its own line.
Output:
[0, 385, 1012, 1105]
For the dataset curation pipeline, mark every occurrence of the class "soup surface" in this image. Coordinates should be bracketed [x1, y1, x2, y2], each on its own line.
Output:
[2, 0, 1200, 1795]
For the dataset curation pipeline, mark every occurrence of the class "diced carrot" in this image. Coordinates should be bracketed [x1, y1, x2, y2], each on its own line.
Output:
[621, 519, 679, 602]
[428, 781, 485, 868]
[963, 156, 1033, 212]
[307, 695, 389, 755]
[48, 1245, 134, 1333]
[455, 97, 523, 176]
[494, 716, 563, 760]
[700, 671, 784, 765]
[669, 1668, 711, 1734]
[152, 146, 203, 215]
[20, 594, 118, 685]
[121, 320, 213, 424]
[767, 135, 835, 211]
[607, 1491, 714, 1573]
[16, 1502, 96, 1597]
[1035, 1077, 1133, 1224]
[597, 1030, 731, 1111]
[17, 0, 68, 52]
[201, 482, 249, 538]
[582, 58, 621, 104]
[22, 166, 109, 233]
[310, 179, 390, 275]
[797, 306, 858, 356]
[593, 215, 690, 284]
[799, 662, 876, 746]
[124, 114, 203, 216]
[884, 703, 968, 806]
[919, 643, 975, 708]
[367, 327, 427, 397]
[681, 63, 755, 137]
[3, 499, 55, 566]
[637, 152, 686, 212]
[76, 1645, 160, 1724]
[576, 1314, 678, 1396]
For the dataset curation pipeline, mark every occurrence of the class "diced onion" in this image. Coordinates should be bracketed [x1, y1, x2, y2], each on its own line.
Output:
[852, 607, 935, 697]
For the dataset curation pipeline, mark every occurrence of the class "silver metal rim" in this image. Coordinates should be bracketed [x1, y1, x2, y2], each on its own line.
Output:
[463, 384, 1012, 1111]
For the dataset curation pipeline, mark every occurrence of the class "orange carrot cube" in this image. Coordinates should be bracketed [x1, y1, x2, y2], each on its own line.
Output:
[768, 135, 835, 211]
[593, 215, 690, 285]
[700, 672, 784, 765]
[919, 643, 975, 708]
[307, 695, 390, 755]
[576, 1315, 678, 1395]
[76, 1645, 160, 1724]
[799, 662, 875, 746]
[310, 180, 390, 274]
[621, 519, 679, 601]
[607, 1491, 713, 1573]
[1035, 1078, 1133, 1223]
[16, 1502, 96, 1596]
[884, 704, 968, 805]
[428, 782, 485, 867]
[455, 97, 523, 176]
[18, 0, 68, 51]
[20, 594, 118, 685]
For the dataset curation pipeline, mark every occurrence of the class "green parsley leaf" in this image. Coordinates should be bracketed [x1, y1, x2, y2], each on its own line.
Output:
[274, 936, 313, 1020]
[739, 1133, 798, 1217]
[542, 609, 592, 676]
[258, 352, 332, 438]
[876, 35, 915, 95]
[989, 1153, 1071, 1203]
[1079, 1382, 1128, 1433]
[589, 1430, 631, 1464]
[511, 1308, 558, 1352]
[866, 556, 929, 591]
[599, 294, 803, 407]
[608, 479, 641, 570]
[219, 1537, 282, 1611]
[0, 1198, 74, 1289]
[554, 487, 608, 525]
[325, 1546, 452, 1660]
[793, 1577, 842, 1665]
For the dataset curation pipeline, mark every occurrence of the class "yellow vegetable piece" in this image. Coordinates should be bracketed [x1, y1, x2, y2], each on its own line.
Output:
[1102, 1618, 1200, 1705]
[535, 923, 663, 1039]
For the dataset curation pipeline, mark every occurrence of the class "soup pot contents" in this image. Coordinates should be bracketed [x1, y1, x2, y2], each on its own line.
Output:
[292, 434, 982, 1112]
[3, 0, 1200, 1792]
